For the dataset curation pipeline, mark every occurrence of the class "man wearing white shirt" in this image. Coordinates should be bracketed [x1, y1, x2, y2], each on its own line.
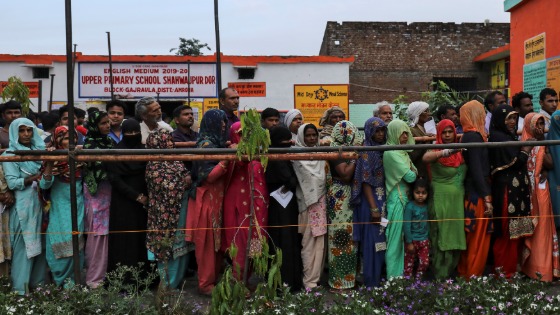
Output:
[511, 91, 534, 136]
[135, 97, 173, 144]
[539, 88, 559, 133]
[484, 91, 507, 133]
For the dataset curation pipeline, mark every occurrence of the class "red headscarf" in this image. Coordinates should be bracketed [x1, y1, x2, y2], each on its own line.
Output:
[435, 119, 463, 168]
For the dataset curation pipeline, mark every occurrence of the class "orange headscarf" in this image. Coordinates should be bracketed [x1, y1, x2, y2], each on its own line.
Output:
[459, 100, 487, 142]
[521, 112, 544, 141]
[435, 119, 463, 168]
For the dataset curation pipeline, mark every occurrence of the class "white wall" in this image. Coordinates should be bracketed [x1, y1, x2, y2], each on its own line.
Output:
[0, 59, 350, 112]
[221, 62, 350, 111]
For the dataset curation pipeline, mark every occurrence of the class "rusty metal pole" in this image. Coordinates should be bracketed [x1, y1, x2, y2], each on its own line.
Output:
[48, 74, 55, 111]
[106, 32, 114, 100]
[64, 0, 82, 285]
[214, 0, 222, 90]
[37, 80, 42, 112]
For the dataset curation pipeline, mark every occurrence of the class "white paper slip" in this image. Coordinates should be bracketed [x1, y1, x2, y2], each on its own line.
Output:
[539, 181, 547, 190]
[424, 119, 437, 136]
[270, 186, 294, 208]
[380, 217, 389, 228]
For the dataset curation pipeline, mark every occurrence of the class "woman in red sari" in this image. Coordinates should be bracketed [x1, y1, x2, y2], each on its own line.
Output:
[186, 109, 230, 295]
[521, 112, 560, 281]
[222, 122, 269, 280]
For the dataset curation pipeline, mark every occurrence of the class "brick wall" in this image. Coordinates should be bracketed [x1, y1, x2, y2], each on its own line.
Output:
[319, 22, 510, 103]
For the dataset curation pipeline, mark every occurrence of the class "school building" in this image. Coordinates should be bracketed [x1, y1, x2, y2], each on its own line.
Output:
[0, 53, 353, 126]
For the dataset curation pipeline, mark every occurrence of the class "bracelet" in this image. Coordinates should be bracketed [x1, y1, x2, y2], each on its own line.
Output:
[520, 151, 530, 156]
[218, 162, 226, 170]
[370, 208, 380, 213]
[136, 194, 144, 202]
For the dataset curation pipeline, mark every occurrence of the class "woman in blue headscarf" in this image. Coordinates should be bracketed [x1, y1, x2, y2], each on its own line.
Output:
[2, 118, 46, 295]
[350, 117, 387, 287]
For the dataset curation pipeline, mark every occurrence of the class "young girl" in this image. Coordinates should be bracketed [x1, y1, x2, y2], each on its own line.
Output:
[403, 178, 430, 277]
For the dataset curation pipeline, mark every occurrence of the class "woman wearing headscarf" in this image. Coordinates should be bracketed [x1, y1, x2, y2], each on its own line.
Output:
[318, 106, 345, 145]
[421, 119, 466, 279]
[383, 119, 417, 278]
[326, 120, 363, 290]
[457, 100, 493, 278]
[292, 123, 327, 289]
[186, 109, 229, 295]
[488, 104, 534, 278]
[222, 122, 269, 281]
[0, 165, 13, 277]
[266, 126, 303, 292]
[39, 126, 85, 287]
[145, 128, 189, 289]
[350, 117, 387, 287]
[406, 101, 433, 179]
[83, 110, 113, 288]
[548, 111, 560, 228]
[284, 109, 303, 143]
[520, 113, 559, 282]
[2, 118, 46, 294]
[107, 119, 150, 275]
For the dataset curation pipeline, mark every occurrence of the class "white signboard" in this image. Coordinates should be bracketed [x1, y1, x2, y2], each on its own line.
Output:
[78, 62, 217, 98]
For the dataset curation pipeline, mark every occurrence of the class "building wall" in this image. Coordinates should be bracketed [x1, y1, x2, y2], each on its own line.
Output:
[508, 0, 560, 97]
[0, 55, 351, 113]
[320, 21, 510, 103]
[222, 62, 349, 111]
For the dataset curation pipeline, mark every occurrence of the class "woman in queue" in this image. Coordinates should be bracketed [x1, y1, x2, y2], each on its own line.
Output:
[383, 119, 417, 278]
[422, 119, 466, 279]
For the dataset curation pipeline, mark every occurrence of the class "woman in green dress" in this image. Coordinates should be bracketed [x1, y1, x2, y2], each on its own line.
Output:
[422, 119, 466, 279]
[327, 120, 363, 290]
[383, 119, 417, 278]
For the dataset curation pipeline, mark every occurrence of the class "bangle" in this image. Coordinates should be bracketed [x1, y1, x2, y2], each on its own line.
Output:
[136, 194, 144, 202]
[370, 208, 380, 213]
[520, 151, 530, 156]
[218, 162, 226, 170]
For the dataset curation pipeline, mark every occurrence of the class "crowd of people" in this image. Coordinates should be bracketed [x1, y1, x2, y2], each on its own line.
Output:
[0, 86, 559, 296]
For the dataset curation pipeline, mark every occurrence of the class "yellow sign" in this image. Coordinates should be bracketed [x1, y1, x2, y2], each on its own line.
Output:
[524, 33, 546, 64]
[491, 59, 507, 89]
[546, 57, 560, 102]
[203, 98, 219, 111]
[294, 84, 349, 126]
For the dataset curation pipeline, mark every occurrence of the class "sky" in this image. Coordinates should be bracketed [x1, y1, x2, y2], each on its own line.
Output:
[2, 0, 510, 56]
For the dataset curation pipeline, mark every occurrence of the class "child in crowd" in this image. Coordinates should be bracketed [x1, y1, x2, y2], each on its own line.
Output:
[403, 178, 430, 277]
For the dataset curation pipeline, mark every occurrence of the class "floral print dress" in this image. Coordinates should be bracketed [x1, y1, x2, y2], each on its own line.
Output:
[145, 129, 187, 261]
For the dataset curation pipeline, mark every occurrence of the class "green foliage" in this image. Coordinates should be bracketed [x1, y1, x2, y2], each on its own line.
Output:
[393, 81, 484, 122]
[170, 38, 211, 56]
[210, 237, 284, 314]
[391, 94, 409, 121]
[0, 264, 203, 314]
[1, 76, 32, 116]
[236, 108, 271, 169]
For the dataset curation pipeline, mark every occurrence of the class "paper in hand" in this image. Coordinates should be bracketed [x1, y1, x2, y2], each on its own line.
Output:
[270, 186, 294, 208]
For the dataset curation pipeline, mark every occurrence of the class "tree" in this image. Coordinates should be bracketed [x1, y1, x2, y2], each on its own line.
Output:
[1, 76, 32, 116]
[169, 37, 211, 56]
